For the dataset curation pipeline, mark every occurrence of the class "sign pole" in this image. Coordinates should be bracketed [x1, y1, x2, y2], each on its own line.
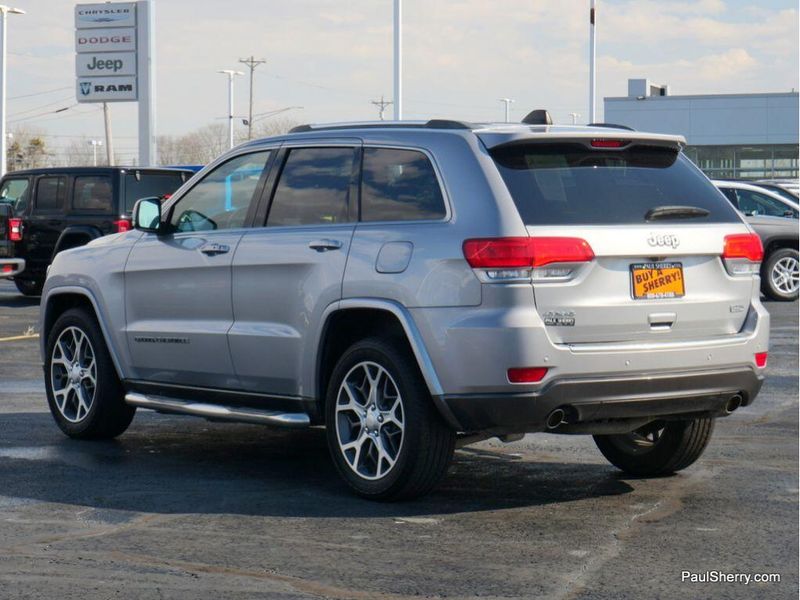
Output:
[137, 0, 156, 165]
[0, 9, 7, 177]
[103, 102, 114, 165]
[393, 0, 402, 120]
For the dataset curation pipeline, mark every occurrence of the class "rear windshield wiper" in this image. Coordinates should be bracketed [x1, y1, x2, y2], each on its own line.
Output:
[645, 205, 710, 221]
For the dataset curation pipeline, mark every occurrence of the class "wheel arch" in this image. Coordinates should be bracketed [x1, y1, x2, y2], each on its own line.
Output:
[763, 237, 799, 257]
[314, 299, 459, 429]
[51, 226, 103, 261]
[40, 287, 126, 381]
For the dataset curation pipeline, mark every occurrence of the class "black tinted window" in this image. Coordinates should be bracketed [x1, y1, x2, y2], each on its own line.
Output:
[267, 147, 354, 226]
[361, 148, 445, 221]
[35, 177, 65, 212]
[73, 176, 112, 212]
[490, 144, 740, 225]
[124, 171, 187, 212]
[736, 189, 796, 218]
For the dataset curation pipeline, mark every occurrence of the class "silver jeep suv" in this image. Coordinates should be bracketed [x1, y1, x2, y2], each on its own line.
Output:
[40, 118, 769, 500]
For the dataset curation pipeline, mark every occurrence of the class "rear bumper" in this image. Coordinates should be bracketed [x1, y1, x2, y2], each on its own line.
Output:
[438, 366, 763, 434]
[0, 258, 24, 278]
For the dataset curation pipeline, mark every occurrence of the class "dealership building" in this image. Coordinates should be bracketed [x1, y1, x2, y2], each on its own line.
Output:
[604, 79, 799, 180]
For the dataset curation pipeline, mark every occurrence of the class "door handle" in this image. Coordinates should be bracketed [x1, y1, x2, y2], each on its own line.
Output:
[308, 239, 343, 252]
[200, 243, 230, 256]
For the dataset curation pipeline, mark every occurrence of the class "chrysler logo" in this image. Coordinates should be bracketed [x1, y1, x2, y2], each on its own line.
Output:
[648, 233, 680, 248]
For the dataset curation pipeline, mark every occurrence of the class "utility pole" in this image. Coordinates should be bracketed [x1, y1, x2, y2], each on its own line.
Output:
[0, 5, 24, 177]
[238, 55, 266, 140]
[589, 0, 597, 123]
[569, 112, 581, 125]
[88, 139, 103, 166]
[371, 95, 393, 120]
[218, 69, 242, 149]
[498, 98, 515, 123]
[393, 0, 402, 120]
[103, 103, 114, 165]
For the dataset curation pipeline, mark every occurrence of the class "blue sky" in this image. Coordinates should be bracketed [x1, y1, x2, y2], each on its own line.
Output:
[5, 0, 799, 163]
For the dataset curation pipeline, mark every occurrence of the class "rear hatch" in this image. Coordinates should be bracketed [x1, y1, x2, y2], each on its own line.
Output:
[486, 135, 757, 345]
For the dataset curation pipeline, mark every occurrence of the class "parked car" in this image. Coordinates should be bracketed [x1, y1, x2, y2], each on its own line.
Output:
[714, 180, 799, 301]
[39, 118, 769, 500]
[753, 181, 799, 203]
[756, 178, 799, 197]
[0, 167, 193, 295]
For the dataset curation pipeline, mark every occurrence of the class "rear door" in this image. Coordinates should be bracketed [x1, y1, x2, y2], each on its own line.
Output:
[28, 175, 67, 268]
[229, 144, 359, 396]
[488, 140, 754, 344]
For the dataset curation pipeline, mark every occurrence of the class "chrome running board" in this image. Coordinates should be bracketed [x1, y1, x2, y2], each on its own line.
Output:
[124, 392, 311, 428]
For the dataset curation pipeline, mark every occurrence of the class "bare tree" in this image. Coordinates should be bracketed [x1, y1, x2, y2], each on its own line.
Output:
[7, 127, 50, 171]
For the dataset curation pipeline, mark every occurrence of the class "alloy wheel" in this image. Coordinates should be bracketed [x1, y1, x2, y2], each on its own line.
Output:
[771, 256, 799, 295]
[335, 361, 405, 481]
[50, 326, 97, 423]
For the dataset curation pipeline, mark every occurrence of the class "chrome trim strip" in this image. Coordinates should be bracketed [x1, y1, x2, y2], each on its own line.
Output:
[125, 392, 311, 428]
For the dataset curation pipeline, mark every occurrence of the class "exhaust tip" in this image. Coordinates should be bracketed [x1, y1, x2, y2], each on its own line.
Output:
[546, 408, 567, 430]
[725, 394, 743, 414]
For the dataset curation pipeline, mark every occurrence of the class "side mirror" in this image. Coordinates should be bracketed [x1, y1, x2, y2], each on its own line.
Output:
[132, 197, 162, 233]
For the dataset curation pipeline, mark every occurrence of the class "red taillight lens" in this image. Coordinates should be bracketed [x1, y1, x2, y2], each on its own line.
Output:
[114, 218, 133, 233]
[755, 352, 768, 368]
[2, 264, 12, 274]
[723, 234, 763, 262]
[462, 237, 594, 268]
[8, 218, 22, 242]
[508, 367, 549, 383]
[590, 139, 628, 148]
[530, 237, 595, 267]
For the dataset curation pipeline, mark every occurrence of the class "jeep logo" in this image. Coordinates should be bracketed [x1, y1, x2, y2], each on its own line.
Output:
[647, 233, 680, 248]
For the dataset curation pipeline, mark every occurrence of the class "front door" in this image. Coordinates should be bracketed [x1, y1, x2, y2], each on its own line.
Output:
[124, 150, 274, 388]
[229, 145, 359, 397]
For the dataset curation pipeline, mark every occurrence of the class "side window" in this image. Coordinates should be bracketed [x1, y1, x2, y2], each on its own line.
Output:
[73, 176, 113, 212]
[169, 151, 271, 232]
[719, 187, 739, 208]
[35, 177, 66, 212]
[267, 147, 355, 227]
[361, 148, 446, 222]
[0, 178, 30, 215]
[737, 189, 791, 217]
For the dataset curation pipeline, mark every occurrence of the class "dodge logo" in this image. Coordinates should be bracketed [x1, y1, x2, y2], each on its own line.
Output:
[648, 233, 680, 248]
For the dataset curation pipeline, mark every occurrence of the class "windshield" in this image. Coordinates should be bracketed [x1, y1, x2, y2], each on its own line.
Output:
[123, 171, 187, 213]
[490, 143, 741, 225]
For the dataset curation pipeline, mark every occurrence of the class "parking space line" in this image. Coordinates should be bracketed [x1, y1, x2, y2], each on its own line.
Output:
[0, 333, 39, 342]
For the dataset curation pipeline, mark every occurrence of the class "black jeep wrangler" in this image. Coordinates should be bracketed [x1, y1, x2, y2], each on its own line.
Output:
[0, 167, 192, 295]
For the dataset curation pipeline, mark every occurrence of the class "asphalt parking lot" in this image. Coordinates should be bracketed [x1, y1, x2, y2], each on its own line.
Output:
[0, 279, 797, 600]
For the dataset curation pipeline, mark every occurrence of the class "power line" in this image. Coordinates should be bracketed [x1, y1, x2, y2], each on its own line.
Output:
[8, 86, 72, 101]
[8, 95, 74, 119]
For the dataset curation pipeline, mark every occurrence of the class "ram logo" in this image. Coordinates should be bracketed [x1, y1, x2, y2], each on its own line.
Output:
[79, 82, 91, 96]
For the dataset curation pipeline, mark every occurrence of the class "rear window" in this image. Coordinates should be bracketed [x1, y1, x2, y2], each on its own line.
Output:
[73, 176, 113, 212]
[124, 171, 187, 213]
[490, 143, 740, 225]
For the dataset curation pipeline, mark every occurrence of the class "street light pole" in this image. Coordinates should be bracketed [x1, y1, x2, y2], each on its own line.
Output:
[393, 0, 402, 120]
[589, 0, 597, 123]
[218, 69, 243, 150]
[88, 140, 103, 167]
[569, 112, 581, 125]
[498, 98, 515, 123]
[0, 5, 24, 178]
[238, 56, 266, 141]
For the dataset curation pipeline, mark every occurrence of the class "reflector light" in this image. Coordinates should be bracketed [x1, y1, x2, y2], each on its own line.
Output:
[114, 218, 133, 233]
[508, 367, 549, 383]
[755, 352, 768, 368]
[590, 139, 628, 148]
[463, 237, 594, 269]
[8, 218, 22, 242]
[2, 264, 12, 274]
[723, 234, 763, 262]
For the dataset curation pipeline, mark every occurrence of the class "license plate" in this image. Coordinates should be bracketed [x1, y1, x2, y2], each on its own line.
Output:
[630, 262, 685, 300]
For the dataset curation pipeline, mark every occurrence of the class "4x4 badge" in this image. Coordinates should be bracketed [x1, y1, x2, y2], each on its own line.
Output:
[648, 233, 680, 248]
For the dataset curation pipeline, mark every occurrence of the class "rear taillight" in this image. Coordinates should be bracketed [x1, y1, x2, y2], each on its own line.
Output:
[2, 264, 12, 274]
[8, 218, 22, 242]
[723, 233, 763, 276]
[463, 237, 594, 281]
[507, 367, 549, 383]
[590, 139, 628, 148]
[114, 218, 133, 233]
[755, 352, 768, 368]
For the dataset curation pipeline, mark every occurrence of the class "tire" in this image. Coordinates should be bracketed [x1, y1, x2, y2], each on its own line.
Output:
[45, 307, 135, 439]
[593, 417, 714, 477]
[14, 277, 43, 297]
[325, 337, 456, 501]
[762, 248, 799, 301]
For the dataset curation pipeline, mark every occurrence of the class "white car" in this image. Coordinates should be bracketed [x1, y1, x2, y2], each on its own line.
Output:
[713, 180, 799, 219]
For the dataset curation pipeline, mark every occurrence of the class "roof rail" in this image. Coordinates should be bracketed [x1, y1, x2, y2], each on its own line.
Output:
[288, 119, 474, 134]
[587, 122, 636, 131]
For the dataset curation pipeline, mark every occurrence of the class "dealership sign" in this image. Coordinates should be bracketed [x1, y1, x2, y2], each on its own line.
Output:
[75, 28, 136, 53]
[75, 2, 137, 28]
[76, 76, 138, 102]
[76, 52, 136, 77]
